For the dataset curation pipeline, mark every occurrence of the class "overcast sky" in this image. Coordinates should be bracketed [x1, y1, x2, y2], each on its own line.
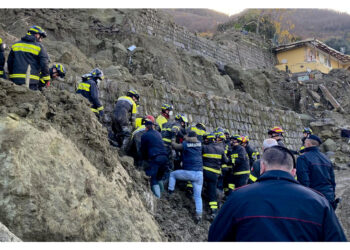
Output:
[4, 0, 350, 16]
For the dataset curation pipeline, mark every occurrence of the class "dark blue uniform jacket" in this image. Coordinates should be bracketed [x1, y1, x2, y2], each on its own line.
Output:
[182, 140, 202, 171]
[141, 128, 167, 161]
[208, 170, 346, 242]
[76, 78, 104, 116]
[296, 146, 336, 204]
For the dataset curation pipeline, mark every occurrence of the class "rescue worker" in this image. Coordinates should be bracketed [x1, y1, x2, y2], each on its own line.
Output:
[248, 138, 278, 184]
[300, 127, 313, 154]
[296, 134, 339, 209]
[39, 64, 66, 90]
[141, 118, 170, 198]
[162, 114, 188, 170]
[187, 122, 206, 142]
[267, 126, 285, 147]
[215, 131, 227, 197]
[241, 136, 260, 167]
[225, 135, 250, 195]
[7, 25, 50, 90]
[0, 38, 5, 79]
[111, 89, 140, 153]
[208, 146, 347, 242]
[76, 68, 104, 119]
[169, 130, 203, 223]
[202, 133, 228, 219]
[155, 103, 173, 131]
[127, 115, 155, 168]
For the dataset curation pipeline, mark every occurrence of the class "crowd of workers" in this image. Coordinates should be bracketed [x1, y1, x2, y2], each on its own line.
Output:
[1, 25, 347, 242]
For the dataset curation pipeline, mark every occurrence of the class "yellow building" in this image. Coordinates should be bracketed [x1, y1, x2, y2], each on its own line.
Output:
[274, 39, 350, 74]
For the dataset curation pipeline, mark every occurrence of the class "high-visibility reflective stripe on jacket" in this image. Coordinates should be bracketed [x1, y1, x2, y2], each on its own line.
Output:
[7, 34, 50, 85]
[0, 40, 5, 77]
[229, 145, 250, 175]
[156, 114, 168, 131]
[76, 78, 104, 114]
[245, 144, 260, 167]
[161, 121, 182, 145]
[202, 142, 227, 175]
[113, 95, 137, 125]
[135, 118, 143, 129]
[187, 126, 206, 142]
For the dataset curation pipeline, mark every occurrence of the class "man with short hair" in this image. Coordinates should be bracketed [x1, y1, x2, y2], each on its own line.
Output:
[208, 145, 347, 242]
[296, 134, 337, 209]
[248, 138, 278, 184]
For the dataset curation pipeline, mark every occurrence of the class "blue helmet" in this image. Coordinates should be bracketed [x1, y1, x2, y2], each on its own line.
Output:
[90, 68, 104, 80]
[28, 25, 47, 38]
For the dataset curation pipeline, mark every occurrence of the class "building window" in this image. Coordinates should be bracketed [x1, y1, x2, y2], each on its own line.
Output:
[306, 48, 316, 62]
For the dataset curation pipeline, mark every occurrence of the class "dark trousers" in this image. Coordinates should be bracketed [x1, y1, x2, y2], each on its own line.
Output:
[146, 155, 170, 186]
[204, 170, 219, 208]
[231, 174, 249, 188]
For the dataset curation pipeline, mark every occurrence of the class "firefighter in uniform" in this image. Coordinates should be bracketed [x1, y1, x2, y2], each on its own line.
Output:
[241, 136, 260, 167]
[76, 68, 104, 119]
[155, 103, 173, 132]
[300, 127, 313, 154]
[39, 63, 66, 90]
[0, 38, 5, 79]
[268, 126, 285, 147]
[111, 89, 140, 152]
[202, 133, 228, 219]
[7, 25, 50, 90]
[127, 115, 155, 168]
[161, 114, 188, 170]
[187, 123, 206, 142]
[225, 135, 250, 194]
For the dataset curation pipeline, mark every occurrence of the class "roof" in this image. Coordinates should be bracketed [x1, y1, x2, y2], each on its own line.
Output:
[273, 38, 350, 63]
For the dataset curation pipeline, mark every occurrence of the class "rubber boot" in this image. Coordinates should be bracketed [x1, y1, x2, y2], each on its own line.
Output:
[194, 213, 202, 224]
[151, 184, 161, 198]
[158, 180, 165, 193]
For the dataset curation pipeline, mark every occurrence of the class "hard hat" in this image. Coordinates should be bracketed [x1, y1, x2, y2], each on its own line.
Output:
[268, 126, 284, 135]
[90, 68, 104, 80]
[175, 114, 188, 124]
[28, 25, 47, 38]
[127, 89, 140, 101]
[303, 127, 313, 134]
[51, 64, 66, 78]
[161, 103, 173, 111]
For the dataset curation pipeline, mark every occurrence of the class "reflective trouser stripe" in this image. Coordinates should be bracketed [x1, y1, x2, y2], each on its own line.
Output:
[222, 164, 230, 168]
[228, 184, 235, 190]
[187, 182, 193, 188]
[249, 174, 258, 182]
[0, 70, 3, 75]
[203, 153, 222, 159]
[234, 170, 250, 175]
[203, 166, 221, 175]
[9, 74, 40, 80]
[162, 138, 171, 143]
[209, 201, 218, 209]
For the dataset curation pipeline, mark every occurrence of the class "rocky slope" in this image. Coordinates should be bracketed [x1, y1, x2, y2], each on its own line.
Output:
[0, 9, 350, 241]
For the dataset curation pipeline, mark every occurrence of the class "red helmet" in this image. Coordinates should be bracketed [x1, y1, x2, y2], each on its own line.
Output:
[142, 115, 155, 125]
[268, 126, 284, 135]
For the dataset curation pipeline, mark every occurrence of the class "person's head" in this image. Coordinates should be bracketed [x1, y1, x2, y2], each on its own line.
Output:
[241, 136, 249, 147]
[196, 122, 206, 131]
[230, 134, 243, 146]
[304, 134, 322, 148]
[260, 146, 296, 176]
[268, 126, 284, 141]
[50, 64, 66, 79]
[144, 117, 154, 130]
[203, 133, 215, 144]
[142, 115, 155, 125]
[302, 127, 313, 138]
[161, 103, 173, 116]
[90, 68, 104, 83]
[262, 138, 278, 151]
[127, 89, 140, 103]
[216, 131, 226, 143]
[175, 114, 188, 128]
[187, 131, 197, 140]
[224, 129, 230, 140]
[27, 25, 47, 42]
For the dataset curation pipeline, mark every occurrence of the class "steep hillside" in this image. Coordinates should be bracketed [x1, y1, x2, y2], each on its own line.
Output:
[161, 9, 229, 33]
[0, 8, 350, 241]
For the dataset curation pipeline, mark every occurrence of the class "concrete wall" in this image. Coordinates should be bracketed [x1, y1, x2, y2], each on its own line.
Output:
[125, 10, 276, 70]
